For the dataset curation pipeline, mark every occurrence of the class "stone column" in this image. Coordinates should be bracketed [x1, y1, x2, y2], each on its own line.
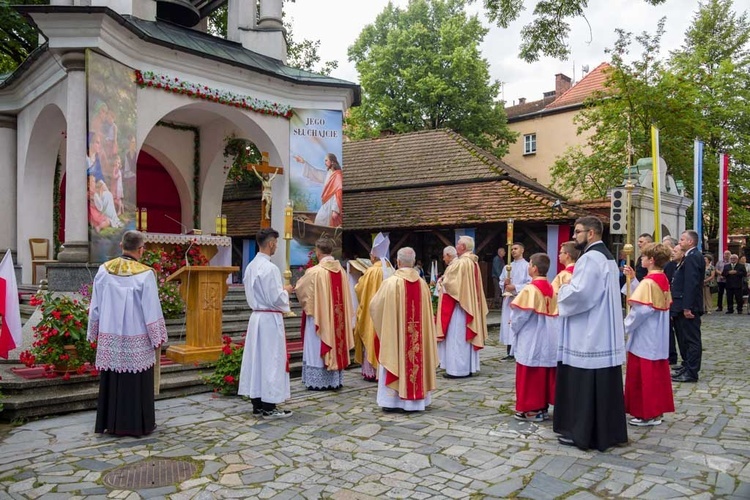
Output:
[0, 114, 17, 261]
[227, 0, 257, 42]
[57, 51, 89, 263]
[258, 0, 282, 29]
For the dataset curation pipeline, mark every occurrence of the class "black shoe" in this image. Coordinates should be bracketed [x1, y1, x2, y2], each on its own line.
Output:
[672, 373, 698, 383]
[558, 436, 576, 447]
[442, 373, 472, 379]
[382, 407, 405, 413]
[671, 366, 686, 376]
[716, 308, 722, 312]
[501, 355, 515, 361]
[725, 311, 734, 314]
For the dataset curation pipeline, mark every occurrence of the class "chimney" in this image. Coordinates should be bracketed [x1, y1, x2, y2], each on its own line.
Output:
[518, 97, 526, 105]
[555, 73, 572, 96]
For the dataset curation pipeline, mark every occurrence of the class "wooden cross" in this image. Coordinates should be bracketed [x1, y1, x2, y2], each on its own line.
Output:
[245, 151, 284, 229]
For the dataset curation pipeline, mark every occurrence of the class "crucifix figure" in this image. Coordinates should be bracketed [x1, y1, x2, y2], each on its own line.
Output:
[245, 151, 284, 228]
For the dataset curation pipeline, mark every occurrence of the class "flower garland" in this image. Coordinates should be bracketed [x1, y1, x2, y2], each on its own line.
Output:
[156, 121, 201, 229]
[135, 70, 293, 120]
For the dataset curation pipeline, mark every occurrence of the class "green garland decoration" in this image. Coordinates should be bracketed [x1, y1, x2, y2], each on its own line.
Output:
[135, 70, 293, 119]
[53, 154, 61, 258]
[156, 121, 201, 229]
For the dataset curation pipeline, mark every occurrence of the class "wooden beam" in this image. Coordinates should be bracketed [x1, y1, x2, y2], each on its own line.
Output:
[390, 233, 410, 259]
[475, 229, 501, 255]
[522, 226, 547, 251]
[431, 230, 451, 247]
[354, 234, 371, 256]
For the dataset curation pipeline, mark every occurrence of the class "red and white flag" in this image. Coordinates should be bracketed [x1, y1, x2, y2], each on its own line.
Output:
[0, 250, 22, 359]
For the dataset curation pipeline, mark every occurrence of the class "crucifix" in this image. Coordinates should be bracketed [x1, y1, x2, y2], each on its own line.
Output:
[245, 151, 284, 228]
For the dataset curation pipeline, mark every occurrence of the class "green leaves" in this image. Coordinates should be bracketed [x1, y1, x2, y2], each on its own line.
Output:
[551, 0, 750, 237]
[477, 0, 667, 62]
[347, 0, 516, 156]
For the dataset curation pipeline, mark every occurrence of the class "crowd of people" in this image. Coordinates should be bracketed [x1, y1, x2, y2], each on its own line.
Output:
[88, 220, 721, 451]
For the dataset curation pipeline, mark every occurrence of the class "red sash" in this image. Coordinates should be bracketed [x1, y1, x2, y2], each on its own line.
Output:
[319, 269, 349, 370]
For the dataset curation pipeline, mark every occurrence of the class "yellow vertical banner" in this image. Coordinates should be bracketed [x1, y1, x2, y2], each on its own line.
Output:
[651, 125, 661, 241]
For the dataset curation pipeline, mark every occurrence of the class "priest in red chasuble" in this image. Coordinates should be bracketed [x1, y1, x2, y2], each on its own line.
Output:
[509, 253, 558, 422]
[435, 235, 488, 378]
[370, 247, 438, 412]
[295, 237, 354, 390]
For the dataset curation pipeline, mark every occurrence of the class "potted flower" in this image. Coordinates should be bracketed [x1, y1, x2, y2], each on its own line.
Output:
[20, 290, 97, 379]
[203, 335, 244, 395]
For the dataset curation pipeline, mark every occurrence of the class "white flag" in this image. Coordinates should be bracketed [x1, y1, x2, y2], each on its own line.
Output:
[0, 250, 22, 358]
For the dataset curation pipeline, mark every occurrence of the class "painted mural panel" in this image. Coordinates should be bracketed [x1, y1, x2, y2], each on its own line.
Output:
[288, 109, 343, 265]
[86, 50, 138, 263]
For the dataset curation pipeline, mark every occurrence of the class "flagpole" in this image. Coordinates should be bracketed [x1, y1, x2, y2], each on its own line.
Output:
[693, 140, 703, 251]
[651, 126, 661, 241]
[718, 153, 729, 254]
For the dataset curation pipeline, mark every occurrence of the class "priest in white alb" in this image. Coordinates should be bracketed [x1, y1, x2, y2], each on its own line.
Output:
[499, 242, 531, 360]
[370, 247, 438, 412]
[555, 216, 628, 451]
[238, 228, 294, 419]
[435, 235, 488, 378]
[87, 230, 167, 437]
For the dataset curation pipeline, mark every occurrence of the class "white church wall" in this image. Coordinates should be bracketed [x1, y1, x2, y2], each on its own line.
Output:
[0, 119, 17, 255]
[16, 81, 68, 282]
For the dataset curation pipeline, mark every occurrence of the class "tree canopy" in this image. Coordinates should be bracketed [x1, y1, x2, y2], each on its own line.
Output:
[347, 0, 516, 157]
[551, 0, 750, 235]
[0, 0, 46, 74]
[474, 0, 667, 62]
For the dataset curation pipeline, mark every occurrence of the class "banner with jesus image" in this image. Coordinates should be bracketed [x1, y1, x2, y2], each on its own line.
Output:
[288, 109, 343, 265]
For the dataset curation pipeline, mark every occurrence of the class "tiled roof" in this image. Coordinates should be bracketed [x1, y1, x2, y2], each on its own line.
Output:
[344, 179, 579, 231]
[545, 63, 612, 110]
[505, 95, 557, 119]
[341, 129, 582, 231]
[568, 198, 611, 223]
[223, 197, 261, 237]
[342, 129, 556, 197]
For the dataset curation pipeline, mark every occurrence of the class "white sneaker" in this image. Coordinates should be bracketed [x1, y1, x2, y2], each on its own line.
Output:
[629, 416, 662, 426]
[262, 408, 293, 419]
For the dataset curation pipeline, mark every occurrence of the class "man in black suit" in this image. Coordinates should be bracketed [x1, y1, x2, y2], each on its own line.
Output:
[634, 233, 654, 281]
[671, 230, 705, 383]
[722, 254, 747, 314]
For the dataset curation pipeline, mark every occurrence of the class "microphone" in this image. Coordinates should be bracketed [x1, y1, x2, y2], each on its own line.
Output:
[164, 214, 187, 234]
[184, 240, 195, 268]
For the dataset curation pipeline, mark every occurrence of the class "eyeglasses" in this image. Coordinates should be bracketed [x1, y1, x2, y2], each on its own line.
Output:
[574, 229, 588, 235]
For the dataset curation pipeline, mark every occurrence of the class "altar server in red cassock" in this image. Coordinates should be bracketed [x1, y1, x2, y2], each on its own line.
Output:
[370, 247, 438, 412]
[509, 253, 558, 422]
[622, 243, 675, 426]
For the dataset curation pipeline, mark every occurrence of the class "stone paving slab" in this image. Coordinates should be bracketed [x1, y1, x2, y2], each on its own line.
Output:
[0, 314, 748, 499]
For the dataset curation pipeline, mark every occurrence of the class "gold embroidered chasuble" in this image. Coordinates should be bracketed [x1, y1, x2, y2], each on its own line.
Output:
[353, 260, 391, 367]
[296, 258, 354, 371]
[370, 268, 438, 400]
[435, 252, 488, 348]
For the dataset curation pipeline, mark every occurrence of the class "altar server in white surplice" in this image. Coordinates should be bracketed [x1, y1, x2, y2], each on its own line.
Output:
[238, 228, 294, 419]
[498, 243, 531, 359]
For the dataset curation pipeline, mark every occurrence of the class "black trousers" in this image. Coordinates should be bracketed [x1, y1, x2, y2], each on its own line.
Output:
[668, 317, 678, 364]
[250, 397, 276, 412]
[726, 287, 743, 313]
[673, 314, 702, 380]
[717, 282, 726, 309]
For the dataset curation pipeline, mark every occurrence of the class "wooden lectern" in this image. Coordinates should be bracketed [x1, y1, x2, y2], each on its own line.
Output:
[165, 265, 239, 364]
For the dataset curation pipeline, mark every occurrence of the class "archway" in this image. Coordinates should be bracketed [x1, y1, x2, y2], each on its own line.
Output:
[137, 151, 182, 234]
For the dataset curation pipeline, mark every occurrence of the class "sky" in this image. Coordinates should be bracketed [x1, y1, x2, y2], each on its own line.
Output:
[284, 0, 708, 105]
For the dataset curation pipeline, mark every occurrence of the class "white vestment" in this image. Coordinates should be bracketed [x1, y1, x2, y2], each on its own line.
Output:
[376, 366, 432, 411]
[437, 306, 480, 376]
[498, 259, 531, 345]
[557, 242, 625, 369]
[238, 253, 291, 403]
[509, 306, 557, 367]
[303, 164, 340, 227]
[624, 304, 670, 360]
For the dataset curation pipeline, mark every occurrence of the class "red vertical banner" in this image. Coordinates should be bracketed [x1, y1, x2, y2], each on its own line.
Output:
[718, 154, 729, 254]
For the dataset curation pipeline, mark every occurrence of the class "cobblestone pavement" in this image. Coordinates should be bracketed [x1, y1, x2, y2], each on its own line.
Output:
[0, 313, 748, 499]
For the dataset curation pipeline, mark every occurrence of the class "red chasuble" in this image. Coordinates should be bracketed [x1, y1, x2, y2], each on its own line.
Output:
[320, 269, 349, 370]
